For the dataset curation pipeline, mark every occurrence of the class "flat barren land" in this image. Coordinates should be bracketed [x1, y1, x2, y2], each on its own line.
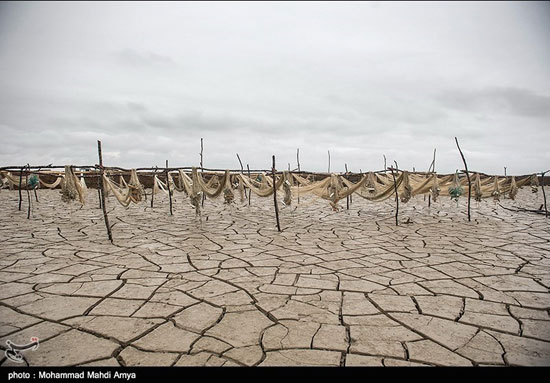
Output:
[1, 188, 549, 366]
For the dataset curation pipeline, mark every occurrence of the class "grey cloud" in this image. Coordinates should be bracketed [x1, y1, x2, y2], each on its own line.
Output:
[112, 49, 175, 67]
[436, 87, 550, 118]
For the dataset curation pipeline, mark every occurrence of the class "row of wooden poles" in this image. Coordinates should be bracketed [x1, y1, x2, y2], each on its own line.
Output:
[3, 138, 548, 243]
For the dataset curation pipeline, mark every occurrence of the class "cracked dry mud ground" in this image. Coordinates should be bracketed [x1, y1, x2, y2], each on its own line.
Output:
[0, 189, 549, 367]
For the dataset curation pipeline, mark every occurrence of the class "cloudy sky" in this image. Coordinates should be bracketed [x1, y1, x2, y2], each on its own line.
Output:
[0, 1, 548, 175]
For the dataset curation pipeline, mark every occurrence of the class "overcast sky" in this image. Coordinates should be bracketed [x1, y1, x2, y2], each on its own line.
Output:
[0, 1, 548, 175]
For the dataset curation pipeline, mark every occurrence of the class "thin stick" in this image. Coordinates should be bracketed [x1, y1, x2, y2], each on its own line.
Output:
[383, 155, 387, 172]
[272, 155, 281, 232]
[328, 150, 331, 173]
[345, 163, 349, 210]
[97, 140, 113, 242]
[455, 137, 471, 222]
[389, 166, 399, 226]
[18, 167, 23, 211]
[150, 169, 155, 208]
[236, 153, 247, 198]
[26, 165, 31, 219]
[541, 171, 548, 217]
[97, 171, 102, 209]
[236, 153, 244, 172]
[201, 138, 205, 207]
[247, 164, 252, 206]
[297, 148, 301, 204]
[504, 167, 507, 177]
[33, 167, 40, 202]
[166, 160, 173, 216]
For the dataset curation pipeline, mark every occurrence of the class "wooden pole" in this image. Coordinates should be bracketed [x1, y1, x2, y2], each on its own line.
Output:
[166, 160, 173, 215]
[236, 153, 244, 172]
[33, 167, 39, 202]
[383, 155, 387, 172]
[150, 168, 156, 208]
[97, 172, 102, 209]
[328, 150, 331, 173]
[389, 166, 399, 226]
[455, 137, 471, 222]
[97, 140, 113, 242]
[200, 138, 205, 207]
[25, 165, 31, 219]
[247, 164, 252, 206]
[236, 153, 246, 198]
[297, 148, 301, 204]
[428, 148, 436, 207]
[345, 163, 350, 210]
[18, 167, 23, 211]
[541, 171, 548, 217]
[272, 155, 281, 232]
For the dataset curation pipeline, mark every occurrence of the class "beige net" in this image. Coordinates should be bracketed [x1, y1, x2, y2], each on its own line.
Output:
[61, 166, 86, 204]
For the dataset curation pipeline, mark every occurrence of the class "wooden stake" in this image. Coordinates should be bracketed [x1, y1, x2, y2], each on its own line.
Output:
[236, 153, 246, 198]
[272, 155, 281, 232]
[200, 138, 205, 207]
[247, 164, 252, 206]
[25, 165, 31, 219]
[541, 171, 548, 217]
[236, 153, 244, 172]
[383, 155, 387, 172]
[97, 140, 113, 242]
[427, 148, 436, 207]
[389, 166, 399, 226]
[97, 172, 102, 209]
[297, 148, 301, 204]
[345, 163, 350, 210]
[166, 160, 173, 215]
[328, 150, 331, 173]
[18, 166, 23, 211]
[455, 137, 471, 222]
[33, 167, 39, 202]
[150, 169, 155, 208]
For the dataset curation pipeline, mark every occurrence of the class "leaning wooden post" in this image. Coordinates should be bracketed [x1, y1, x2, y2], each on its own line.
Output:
[272, 155, 281, 232]
[389, 166, 399, 226]
[25, 165, 31, 219]
[296, 148, 301, 204]
[247, 164, 252, 206]
[428, 149, 436, 207]
[97, 140, 113, 242]
[236, 153, 246, 198]
[200, 138, 205, 207]
[345, 163, 350, 210]
[33, 167, 40, 202]
[150, 173, 155, 208]
[541, 171, 548, 217]
[455, 137, 471, 222]
[97, 171, 102, 209]
[166, 160, 173, 215]
[18, 166, 23, 211]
